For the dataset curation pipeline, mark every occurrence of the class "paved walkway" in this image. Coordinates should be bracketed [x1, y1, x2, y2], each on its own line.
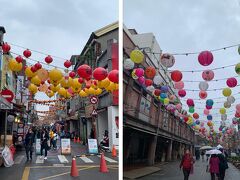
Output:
[138, 160, 240, 180]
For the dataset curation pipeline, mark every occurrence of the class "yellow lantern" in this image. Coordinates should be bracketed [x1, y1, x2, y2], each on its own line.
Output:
[39, 83, 48, 92]
[60, 77, 73, 88]
[219, 108, 226, 114]
[98, 78, 110, 88]
[50, 84, 60, 92]
[25, 67, 36, 78]
[115, 83, 119, 90]
[72, 78, 82, 89]
[222, 88, 232, 97]
[50, 79, 60, 86]
[130, 50, 144, 64]
[95, 88, 103, 95]
[72, 87, 81, 93]
[8, 59, 22, 72]
[79, 90, 88, 97]
[47, 90, 54, 98]
[15, 62, 23, 72]
[31, 75, 41, 86]
[49, 68, 63, 81]
[105, 82, 117, 92]
[58, 87, 67, 96]
[87, 87, 95, 95]
[164, 98, 169, 105]
[66, 92, 71, 99]
[28, 84, 38, 94]
[36, 68, 49, 81]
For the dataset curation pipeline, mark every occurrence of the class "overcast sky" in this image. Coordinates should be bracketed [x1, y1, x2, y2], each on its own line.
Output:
[0, 0, 118, 112]
[124, 0, 240, 131]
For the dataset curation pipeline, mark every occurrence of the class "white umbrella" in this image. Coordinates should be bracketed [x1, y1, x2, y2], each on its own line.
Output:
[200, 146, 213, 150]
[217, 144, 223, 149]
[206, 149, 222, 155]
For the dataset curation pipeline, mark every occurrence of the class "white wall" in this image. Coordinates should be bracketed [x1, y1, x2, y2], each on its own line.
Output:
[108, 106, 119, 149]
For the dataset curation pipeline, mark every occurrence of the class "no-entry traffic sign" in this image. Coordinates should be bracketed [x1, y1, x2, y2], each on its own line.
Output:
[90, 96, 98, 104]
[0, 89, 14, 103]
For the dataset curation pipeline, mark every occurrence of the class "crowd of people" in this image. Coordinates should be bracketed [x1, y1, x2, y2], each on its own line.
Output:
[180, 148, 229, 180]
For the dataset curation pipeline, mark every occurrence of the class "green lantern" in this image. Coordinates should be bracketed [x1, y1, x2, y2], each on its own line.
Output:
[189, 106, 195, 113]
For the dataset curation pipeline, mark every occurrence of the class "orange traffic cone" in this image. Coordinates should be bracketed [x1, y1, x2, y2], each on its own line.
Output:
[99, 153, 109, 173]
[71, 157, 79, 177]
[77, 137, 80, 143]
[112, 145, 117, 157]
[74, 137, 76, 143]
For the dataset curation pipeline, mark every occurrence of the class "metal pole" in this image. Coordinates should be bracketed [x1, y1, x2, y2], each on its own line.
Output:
[4, 110, 7, 146]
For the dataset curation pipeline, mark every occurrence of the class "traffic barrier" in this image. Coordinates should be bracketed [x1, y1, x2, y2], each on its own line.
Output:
[99, 153, 109, 173]
[70, 157, 79, 177]
[112, 145, 117, 157]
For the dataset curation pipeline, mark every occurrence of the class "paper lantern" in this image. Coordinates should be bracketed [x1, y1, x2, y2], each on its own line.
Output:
[171, 70, 182, 82]
[58, 88, 67, 96]
[124, 58, 134, 70]
[219, 108, 226, 114]
[224, 102, 231, 109]
[207, 121, 213, 127]
[130, 50, 144, 64]
[8, 59, 17, 71]
[235, 63, 240, 75]
[204, 109, 210, 115]
[31, 76, 41, 86]
[226, 77, 237, 88]
[222, 88, 232, 97]
[160, 93, 167, 99]
[161, 86, 168, 93]
[36, 68, 49, 81]
[195, 120, 200, 125]
[202, 70, 214, 81]
[131, 69, 138, 80]
[169, 95, 176, 102]
[138, 76, 145, 84]
[227, 96, 235, 104]
[31, 66, 37, 73]
[199, 90, 207, 99]
[135, 68, 144, 77]
[38, 83, 48, 92]
[108, 70, 118, 83]
[154, 89, 161, 96]
[145, 66, 156, 79]
[198, 51, 213, 66]
[23, 49, 31, 58]
[79, 90, 88, 97]
[60, 77, 73, 88]
[206, 99, 214, 106]
[187, 99, 194, 107]
[25, 67, 35, 78]
[28, 84, 38, 94]
[178, 89, 186, 97]
[189, 106, 194, 113]
[236, 104, 240, 112]
[153, 75, 163, 85]
[160, 53, 175, 68]
[49, 68, 63, 82]
[199, 81, 209, 91]
[95, 88, 103, 95]
[174, 81, 184, 90]
[164, 98, 170, 105]
[207, 114, 213, 120]
[146, 85, 155, 92]
[77, 64, 92, 79]
[145, 79, 153, 87]
[64, 60, 71, 68]
[176, 103, 182, 111]
[206, 105, 212, 110]
[193, 113, 199, 119]
[105, 82, 117, 92]
[72, 78, 82, 89]
[50, 85, 60, 92]
[93, 67, 108, 81]
[235, 112, 240, 118]
[15, 55, 23, 63]
[221, 114, 227, 121]
[2, 43, 11, 53]
[35, 62, 42, 70]
[47, 90, 54, 98]
[45, 55, 53, 64]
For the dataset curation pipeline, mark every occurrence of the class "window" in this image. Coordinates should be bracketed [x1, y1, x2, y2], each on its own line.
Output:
[140, 97, 150, 114]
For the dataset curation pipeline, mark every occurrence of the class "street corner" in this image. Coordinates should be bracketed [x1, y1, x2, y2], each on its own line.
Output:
[22, 165, 118, 180]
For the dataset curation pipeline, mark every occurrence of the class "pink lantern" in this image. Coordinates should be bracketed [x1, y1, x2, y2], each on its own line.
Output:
[198, 51, 213, 66]
[204, 109, 210, 115]
[169, 95, 176, 102]
[202, 70, 214, 81]
[206, 105, 212, 110]
[186, 99, 194, 106]
[236, 104, 240, 112]
[138, 76, 145, 85]
[178, 89, 186, 97]
[176, 103, 182, 111]
[174, 81, 184, 90]
[171, 70, 183, 82]
[199, 90, 207, 99]
[135, 68, 144, 77]
[226, 77, 237, 88]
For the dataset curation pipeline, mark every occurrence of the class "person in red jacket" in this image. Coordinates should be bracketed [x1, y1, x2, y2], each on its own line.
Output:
[180, 149, 195, 180]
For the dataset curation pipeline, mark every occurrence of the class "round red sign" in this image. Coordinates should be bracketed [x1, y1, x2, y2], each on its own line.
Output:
[0, 89, 14, 102]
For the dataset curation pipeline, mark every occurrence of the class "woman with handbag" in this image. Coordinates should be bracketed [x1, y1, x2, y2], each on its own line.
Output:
[180, 149, 195, 180]
[40, 129, 50, 160]
[24, 128, 35, 161]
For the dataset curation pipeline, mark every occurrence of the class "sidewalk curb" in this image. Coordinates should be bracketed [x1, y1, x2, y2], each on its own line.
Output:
[123, 166, 161, 179]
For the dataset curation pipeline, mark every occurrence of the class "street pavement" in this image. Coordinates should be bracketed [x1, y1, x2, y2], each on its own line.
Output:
[138, 159, 240, 180]
[0, 141, 118, 180]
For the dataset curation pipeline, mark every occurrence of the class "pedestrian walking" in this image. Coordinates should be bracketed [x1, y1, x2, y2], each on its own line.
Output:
[201, 151, 205, 162]
[209, 154, 220, 180]
[52, 130, 58, 150]
[24, 128, 34, 161]
[180, 149, 195, 180]
[49, 129, 54, 148]
[218, 149, 228, 180]
[40, 129, 50, 160]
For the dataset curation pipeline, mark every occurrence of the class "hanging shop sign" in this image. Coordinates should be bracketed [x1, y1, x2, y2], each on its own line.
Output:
[88, 139, 98, 154]
[61, 138, 71, 155]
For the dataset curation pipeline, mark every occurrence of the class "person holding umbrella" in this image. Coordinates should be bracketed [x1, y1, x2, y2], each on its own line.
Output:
[218, 148, 228, 180]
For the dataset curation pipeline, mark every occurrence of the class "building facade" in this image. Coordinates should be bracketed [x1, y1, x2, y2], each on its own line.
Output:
[123, 26, 195, 167]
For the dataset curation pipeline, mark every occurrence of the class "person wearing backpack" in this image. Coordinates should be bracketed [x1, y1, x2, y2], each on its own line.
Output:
[218, 149, 228, 180]
[180, 149, 195, 180]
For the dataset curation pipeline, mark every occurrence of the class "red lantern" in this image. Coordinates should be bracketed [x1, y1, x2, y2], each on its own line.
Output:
[23, 49, 31, 58]
[199, 90, 207, 99]
[64, 60, 71, 68]
[198, 51, 213, 66]
[2, 43, 11, 53]
[45, 55, 53, 64]
[171, 70, 182, 82]
[235, 112, 240, 118]
[154, 89, 161, 96]
[108, 70, 118, 83]
[226, 77, 237, 88]
[184, 116, 189, 122]
[202, 70, 214, 81]
[145, 66, 156, 79]
[69, 71, 76, 78]
[35, 62, 42, 70]
[31, 66, 37, 72]
[206, 105, 212, 110]
[145, 79, 153, 87]
[186, 99, 194, 106]
[93, 67, 108, 81]
[15, 55, 23, 63]
[178, 89, 186, 97]
[77, 64, 92, 79]
[78, 78, 84, 84]
[193, 113, 199, 119]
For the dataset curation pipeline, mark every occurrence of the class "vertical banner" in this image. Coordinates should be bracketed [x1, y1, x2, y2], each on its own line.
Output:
[88, 139, 98, 154]
[111, 43, 119, 105]
[61, 138, 71, 155]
